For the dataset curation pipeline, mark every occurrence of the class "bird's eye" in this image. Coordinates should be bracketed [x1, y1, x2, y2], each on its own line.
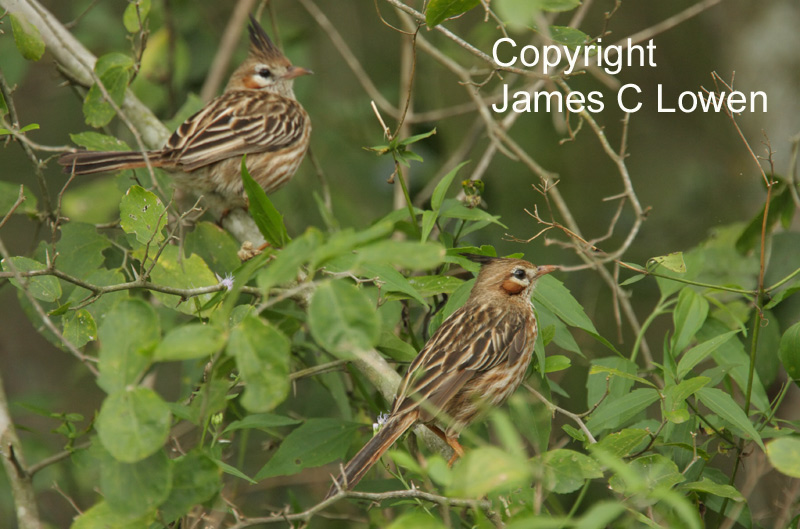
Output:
[257, 67, 272, 79]
[512, 268, 526, 280]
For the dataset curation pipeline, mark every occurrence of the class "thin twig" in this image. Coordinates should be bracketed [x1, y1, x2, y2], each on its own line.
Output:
[524, 383, 597, 444]
[226, 487, 492, 528]
[199, 0, 257, 101]
[299, 0, 399, 118]
[0, 186, 26, 230]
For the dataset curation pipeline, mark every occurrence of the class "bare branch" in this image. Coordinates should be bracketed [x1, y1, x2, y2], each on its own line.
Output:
[227, 487, 493, 528]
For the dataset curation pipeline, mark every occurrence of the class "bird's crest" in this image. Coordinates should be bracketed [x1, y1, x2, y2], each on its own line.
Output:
[248, 14, 288, 63]
[462, 253, 498, 265]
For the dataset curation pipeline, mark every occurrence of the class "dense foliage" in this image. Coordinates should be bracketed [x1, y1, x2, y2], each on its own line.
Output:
[1, 1, 799, 528]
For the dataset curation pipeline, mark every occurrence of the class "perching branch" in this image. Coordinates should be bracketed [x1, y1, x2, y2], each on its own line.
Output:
[226, 486, 493, 528]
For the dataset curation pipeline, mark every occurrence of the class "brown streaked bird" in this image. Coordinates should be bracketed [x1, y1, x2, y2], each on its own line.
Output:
[59, 15, 311, 207]
[325, 253, 558, 499]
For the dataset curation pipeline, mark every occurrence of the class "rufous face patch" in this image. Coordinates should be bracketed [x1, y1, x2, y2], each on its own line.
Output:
[501, 279, 527, 294]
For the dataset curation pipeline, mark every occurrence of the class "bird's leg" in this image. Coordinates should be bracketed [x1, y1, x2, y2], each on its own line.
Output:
[426, 424, 465, 466]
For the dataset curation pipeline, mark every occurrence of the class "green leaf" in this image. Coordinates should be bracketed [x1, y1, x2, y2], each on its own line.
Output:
[311, 221, 394, 268]
[663, 377, 709, 424]
[0, 182, 38, 216]
[544, 354, 571, 373]
[69, 131, 131, 151]
[696, 387, 764, 450]
[433, 162, 469, 213]
[56, 222, 112, 280]
[779, 321, 800, 382]
[532, 25, 589, 49]
[10, 13, 45, 61]
[67, 268, 129, 328]
[586, 388, 660, 434]
[672, 287, 709, 354]
[353, 240, 446, 270]
[648, 252, 687, 273]
[536, 304, 582, 355]
[539, 0, 581, 11]
[766, 437, 800, 478]
[71, 501, 154, 529]
[676, 331, 738, 380]
[609, 454, 684, 494]
[147, 245, 218, 316]
[766, 283, 800, 310]
[387, 511, 447, 529]
[184, 221, 241, 277]
[153, 323, 227, 361]
[665, 376, 709, 409]
[256, 227, 322, 292]
[425, 0, 480, 27]
[587, 357, 638, 407]
[62, 178, 124, 224]
[428, 278, 473, 334]
[495, 0, 536, 32]
[97, 298, 159, 394]
[538, 449, 603, 494]
[377, 330, 419, 362]
[96, 387, 172, 462]
[228, 315, 291, 412]
[223, 413, 302, 434]
[679, 477, 744, 501]
[309, 280, 380, 359]
[16, 123, 39, 133]
[1, 256, 61, 302]
[84, 53, 134, 127]
[119, 185, 167, 245]
[698, 318, 769, 413]
[422, 161, 470, 240]
[63, 309, 97, 348]
[534, 274, 598, 334]
[214, 458, 256, 484]
[406, 275, 463, 298]
[0, 88, 7, 118]
[399, 128, 437, 146]
[439, 199, 507, 227]
[99, 448, 171, 517]
[362, 263, 429, 306]
[161, 451, 221, 522]
[589, 365, 655, 388]
[595, 429, 649, 458]
[255, 418, 361, 479]
[123, 0, 151, 32]
[447, 446, 531, 497]
[736, 186, 794, 253]
[573, 502, 627, 529]
[241, 155, 290, 247]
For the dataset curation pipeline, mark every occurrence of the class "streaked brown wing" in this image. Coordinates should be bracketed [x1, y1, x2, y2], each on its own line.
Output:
[393, 305, 528, 419]
[162, 91, 307, 171]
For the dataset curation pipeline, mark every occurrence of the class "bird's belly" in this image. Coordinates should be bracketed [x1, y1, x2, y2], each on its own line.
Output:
[440, 346, 534, 435]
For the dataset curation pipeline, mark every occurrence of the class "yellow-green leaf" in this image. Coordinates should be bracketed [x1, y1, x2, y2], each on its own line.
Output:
[10, 13, 45, 61]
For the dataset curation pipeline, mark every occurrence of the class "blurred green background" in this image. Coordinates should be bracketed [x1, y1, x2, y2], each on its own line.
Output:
[1, 0, 799, 525]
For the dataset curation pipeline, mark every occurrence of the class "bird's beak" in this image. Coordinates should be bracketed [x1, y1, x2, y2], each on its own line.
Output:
[535, 265, 559, 278]
[284, 66, 313, 79]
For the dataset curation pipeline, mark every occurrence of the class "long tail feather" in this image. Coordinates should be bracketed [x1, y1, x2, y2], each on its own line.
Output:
[325, 412, 417, 500]
[58, 151, 163, 175]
